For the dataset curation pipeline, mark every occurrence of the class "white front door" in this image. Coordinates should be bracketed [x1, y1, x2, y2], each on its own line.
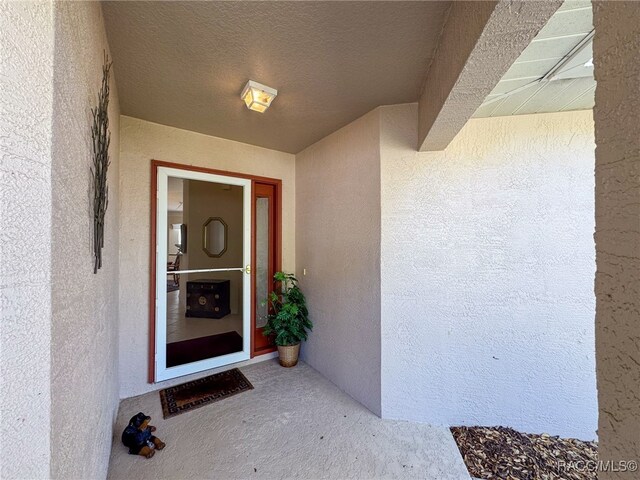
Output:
[155, 166, 252, 382]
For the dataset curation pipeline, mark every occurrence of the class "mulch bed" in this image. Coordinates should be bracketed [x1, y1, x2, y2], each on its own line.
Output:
[451, 426, 598, 480]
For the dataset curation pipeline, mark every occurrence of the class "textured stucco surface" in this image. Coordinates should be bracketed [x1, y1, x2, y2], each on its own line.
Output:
[102, 1, 450, 153]
[296, 110, 382, 416]
[593, 1, 640, 474]
[50, 2, 121, 478]
[418, 0, 561, 151]
[118, 116, 296, 398]
[0, 2, 54, 478]
[381, 104, 597, 440]
[108, 360, 470, 480]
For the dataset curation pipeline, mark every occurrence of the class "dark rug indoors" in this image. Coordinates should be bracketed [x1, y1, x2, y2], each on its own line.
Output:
[166, 331, 243, 367]
[159, 368, 253, 418]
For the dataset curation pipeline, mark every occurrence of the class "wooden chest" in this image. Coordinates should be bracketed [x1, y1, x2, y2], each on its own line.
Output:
[185, 279, 231, 319]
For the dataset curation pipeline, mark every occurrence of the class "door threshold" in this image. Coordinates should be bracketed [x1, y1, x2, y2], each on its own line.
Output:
[150, 351, 278, 390]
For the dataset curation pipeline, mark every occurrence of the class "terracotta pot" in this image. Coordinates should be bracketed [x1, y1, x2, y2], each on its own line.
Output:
[277, 343, 300, 367]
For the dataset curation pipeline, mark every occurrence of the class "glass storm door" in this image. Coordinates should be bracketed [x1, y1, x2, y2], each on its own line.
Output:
[155, 166, 251, 382]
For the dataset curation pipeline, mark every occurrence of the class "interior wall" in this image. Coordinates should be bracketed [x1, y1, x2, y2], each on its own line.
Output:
[0, 2, 54, 478]
[167, 211, 183, 256]
[50, 2, 121, 478]
[184, 182, 243, 314]
[380, 104, 597, 440]
[118, 116, 295, 398]
[593, 1, 640, 472]
[295, 110, 382, 416]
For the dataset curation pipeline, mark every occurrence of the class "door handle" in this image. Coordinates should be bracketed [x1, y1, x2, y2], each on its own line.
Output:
[245, 265, 251, 275]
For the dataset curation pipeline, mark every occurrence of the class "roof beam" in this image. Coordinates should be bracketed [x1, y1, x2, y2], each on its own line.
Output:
[418, 0, 562, 151]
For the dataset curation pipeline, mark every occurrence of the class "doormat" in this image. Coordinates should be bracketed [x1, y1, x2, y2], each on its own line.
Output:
[166, 331, 243, 367]
[159, 368, 253, 419]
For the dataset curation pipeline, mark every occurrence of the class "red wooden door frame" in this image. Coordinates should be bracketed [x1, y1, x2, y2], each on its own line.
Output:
[149, 160, 281, 383]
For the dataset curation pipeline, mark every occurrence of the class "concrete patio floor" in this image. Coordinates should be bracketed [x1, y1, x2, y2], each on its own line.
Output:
[108, 359, 470, 479]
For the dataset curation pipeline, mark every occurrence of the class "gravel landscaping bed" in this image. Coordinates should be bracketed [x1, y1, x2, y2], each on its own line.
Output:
[451, 426, 598, 480]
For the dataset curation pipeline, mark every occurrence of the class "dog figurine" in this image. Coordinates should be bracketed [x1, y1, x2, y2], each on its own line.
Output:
[121, 412, 166, 458]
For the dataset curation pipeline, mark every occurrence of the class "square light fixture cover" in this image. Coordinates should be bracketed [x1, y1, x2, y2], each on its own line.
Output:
[241, 80, 277, 113]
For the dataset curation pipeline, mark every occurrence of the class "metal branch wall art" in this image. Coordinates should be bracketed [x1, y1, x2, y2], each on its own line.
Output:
[91, 53, 112, 274]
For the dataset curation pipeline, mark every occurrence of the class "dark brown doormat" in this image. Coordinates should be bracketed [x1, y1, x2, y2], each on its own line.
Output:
[451, 426, 598, 480]
[166, 331, 243, 367]
[159, 368, 253, 419]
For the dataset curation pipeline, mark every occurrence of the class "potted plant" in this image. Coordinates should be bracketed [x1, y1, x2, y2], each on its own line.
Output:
[263, 272, 312, 367]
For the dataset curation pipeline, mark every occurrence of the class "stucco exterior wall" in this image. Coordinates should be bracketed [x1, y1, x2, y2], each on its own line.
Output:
[0, 2, 54, 478]
[295, 110, 382, 416]
[50, 2, 121, 478]
[593, 1, 640, 473]
[380, 104, 597, 440]
[118, 116, 296, 398]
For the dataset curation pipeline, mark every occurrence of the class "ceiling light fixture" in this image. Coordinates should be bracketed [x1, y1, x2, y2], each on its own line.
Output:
[241, 80, 277, 113]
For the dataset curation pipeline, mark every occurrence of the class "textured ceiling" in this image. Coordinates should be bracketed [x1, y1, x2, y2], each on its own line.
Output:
[102, 1, 451, 153]
[474, 0, 594, 118]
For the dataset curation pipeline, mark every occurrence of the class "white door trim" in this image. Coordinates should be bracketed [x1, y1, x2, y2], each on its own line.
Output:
[155, 166, 252, 382]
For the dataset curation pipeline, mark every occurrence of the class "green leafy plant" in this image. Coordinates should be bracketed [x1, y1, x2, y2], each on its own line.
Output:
[263, 272, 312, 346]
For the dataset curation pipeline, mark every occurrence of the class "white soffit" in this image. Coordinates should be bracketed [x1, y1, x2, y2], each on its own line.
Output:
[474, 0, 594, 118]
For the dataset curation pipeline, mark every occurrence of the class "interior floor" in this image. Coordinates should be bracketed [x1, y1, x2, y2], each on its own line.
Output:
[166, 289, 242, 343]
[108, 360, 470, 480]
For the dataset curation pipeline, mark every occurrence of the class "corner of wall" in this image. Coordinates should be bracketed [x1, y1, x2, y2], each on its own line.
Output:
[377, 103, 420, 419]
[593, 0, 640, 467]
[50, 1, 121, 478]
[295, 107, 383, 416]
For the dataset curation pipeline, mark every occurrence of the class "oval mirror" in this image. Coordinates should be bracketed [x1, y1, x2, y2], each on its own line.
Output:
[202, 217, 227, 257]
